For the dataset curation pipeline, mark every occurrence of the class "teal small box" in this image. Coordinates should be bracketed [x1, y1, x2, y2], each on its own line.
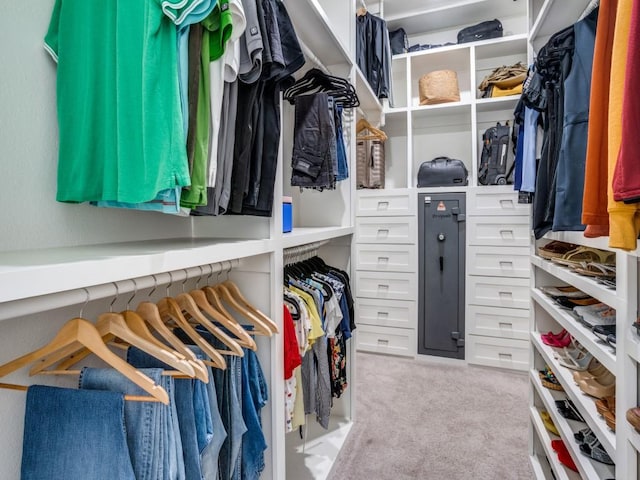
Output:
[282, 196, 292, 233]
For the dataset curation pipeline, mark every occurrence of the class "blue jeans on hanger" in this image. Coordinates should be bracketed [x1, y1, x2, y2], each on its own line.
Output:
[21, 385, 136, 480]
[241, 349, 269, 480]
[79, 367, 176, 480]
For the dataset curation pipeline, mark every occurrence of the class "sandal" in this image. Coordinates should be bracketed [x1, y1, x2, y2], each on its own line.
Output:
[603, 410, 616, 431]
[539, 366, 564, 391]
[537, 241, 579, 260]
[578, 307, 616, 328]
[554, 296, 600, 309]
[556, 399, 586, 422]
[579, 438, 615, 465]
[551, 246, 616, 268]
[540, 410, 560, 436]
[574, 427, 596, 444]
[556, 346, 594, 371]
[551, 439, 579, 472]
[592, 324, 616, 343]
[541, 329, 572, 348]
[595, 396, 616, 417]
[572, 262, 617, 279]
[606, 334, 616, 349]
[540, 285, 590, 299]
[573, 358, 606, 384]
[578, 374, 616, 399]
[626, 407, 640, 434]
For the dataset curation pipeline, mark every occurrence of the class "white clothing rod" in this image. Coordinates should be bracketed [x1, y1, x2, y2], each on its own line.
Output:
[579, 0, 599, 20]
[283, 240, 329, 265]
[0, 259, 240, 322]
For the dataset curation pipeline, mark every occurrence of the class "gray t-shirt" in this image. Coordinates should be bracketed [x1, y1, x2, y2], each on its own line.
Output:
[238, 0, 263, 83]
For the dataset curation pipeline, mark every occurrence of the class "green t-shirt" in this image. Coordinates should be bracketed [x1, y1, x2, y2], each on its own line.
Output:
[209, 0, 234, 61]
[45, 0, 201, 203]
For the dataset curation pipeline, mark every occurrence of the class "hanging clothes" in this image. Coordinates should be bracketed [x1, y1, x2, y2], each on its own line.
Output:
[355, 11, 393, 101]
[44, 0, 193, 204]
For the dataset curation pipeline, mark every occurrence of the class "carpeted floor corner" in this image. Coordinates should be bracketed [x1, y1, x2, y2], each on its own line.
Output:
[328, 352, 534, 480]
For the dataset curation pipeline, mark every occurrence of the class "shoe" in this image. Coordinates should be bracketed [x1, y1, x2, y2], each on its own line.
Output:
[540, 285, 590, 299]
[603, 410, 616, 431]
[539, 366, 564, 391]
[556, 399, 585, 422]
[555, 296, 601, 309]
[574, 427, 596, 444]
[557, 347, 594, 371]
[540, 410, 559, 436]
[606, 334, 616, 349]
[626, 407, 640, 433]
[541, 329, 572, 348]
[578, 374, 616, 399]
[571, 261, 617, 279]
[573, 358, 606, 384]
[551, 246, 615, 268]
[595, 396, 616, 417]
[579, 307, 616, 328]
[537, 241, 579, 260]
[592, 324, 616, 343]
[551, 439, 579, 472]
[579, 438, 614, 465]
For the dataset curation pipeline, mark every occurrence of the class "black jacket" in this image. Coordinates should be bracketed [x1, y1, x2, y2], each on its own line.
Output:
[356, 12, 392, 100]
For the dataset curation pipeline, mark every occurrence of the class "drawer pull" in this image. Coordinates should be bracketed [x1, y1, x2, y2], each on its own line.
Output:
[499, 199, 514, 208]
[499, 229, 515, 239]
[377, 256, 390, 265]
[499, 291, 513, 298]
[378, 284, 390, 291]
[498, 322, 513, 329]
[499, 261, 513, 268]
[377, 229, 390, 238]
[498, 353, 513, 360]
[377, 311, 389, 318]
[377, 339, 389, 346]
[377, 201, 389, 210]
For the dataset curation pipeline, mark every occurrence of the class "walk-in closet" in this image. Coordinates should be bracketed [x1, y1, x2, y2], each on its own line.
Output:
[1, 0, 638, 479]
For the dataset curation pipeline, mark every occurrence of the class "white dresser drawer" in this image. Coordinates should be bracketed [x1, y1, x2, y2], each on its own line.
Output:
[356, 298, 416, 329]
[467, 246, 531, 278]
[467, 276, 530, 310]
[467, 216, 530, 247]
[356, 244, 417, 273]
[355, 271, 416, 301]
[468, 189, 530, 216]
[467, 305, 529, 340]
[356, 324, 416, 357]
[356, 217, 416, 245]
[357, 191, 414, 216]
[466, 335, 529, 371]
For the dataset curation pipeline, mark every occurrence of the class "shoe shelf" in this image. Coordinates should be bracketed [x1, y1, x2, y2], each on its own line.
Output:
[624, 327, 640, 365]
[530, 371, 614, 480]
[531, 255, 621, 311]
[532, 288, 616, 374]
[628, 427, 640, 455]
[528, 453, 555, 480]
[532, 334, 617, 458]
[529, 401, 580, 480]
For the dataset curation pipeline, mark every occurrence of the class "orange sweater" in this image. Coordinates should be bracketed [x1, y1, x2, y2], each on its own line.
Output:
[582, 0, 617, 237]
[608, 0, 640, 250]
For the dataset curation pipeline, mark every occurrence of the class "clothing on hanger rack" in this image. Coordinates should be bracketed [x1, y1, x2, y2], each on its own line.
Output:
[356, 10, 393, 101]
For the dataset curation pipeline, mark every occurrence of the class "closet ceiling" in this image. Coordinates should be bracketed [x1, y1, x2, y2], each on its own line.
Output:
[382, 0, 525, 34]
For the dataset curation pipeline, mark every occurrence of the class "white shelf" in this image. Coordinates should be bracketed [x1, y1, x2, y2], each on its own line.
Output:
[285, 0, 352, 68]
[531, 255, 622, 311]
[529, 0, 592, 51]
[281, 226, 354, 249]
[529, 405, 580, 480]
[385, 0, 526, 36]
[629, 428, 640, 454]
[532, 334, 617, 458]
[0, 238, 275, 303]
[355, 66, 383, 119]
[411, 101, 472, 115]
[624, 329, 640, 365]
[532, 288, 617, 374]
[475, 96, 521, 113]
[543, 231, 640, 257]
[529, 454, 554, 480]
[530, 370, 616, 480]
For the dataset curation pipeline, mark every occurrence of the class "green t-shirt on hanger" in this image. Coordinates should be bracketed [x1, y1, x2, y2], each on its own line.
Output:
[209, 0, 234, 61]
[45, 0, 200, 203]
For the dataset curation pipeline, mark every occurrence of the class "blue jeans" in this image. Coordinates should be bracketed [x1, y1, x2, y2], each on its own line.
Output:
[334, 103, 349, 181]
[21, 385, 136, 480]
[79, 367, 172, 480]
[241, 349, 268, 480]
[126, 347, 200, 480]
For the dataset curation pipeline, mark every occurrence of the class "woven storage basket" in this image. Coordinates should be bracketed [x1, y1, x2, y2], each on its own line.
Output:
[419, 70, 460, 106]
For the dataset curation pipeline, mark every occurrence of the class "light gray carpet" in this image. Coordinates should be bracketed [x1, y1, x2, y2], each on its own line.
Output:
[328, 352, 534, 480]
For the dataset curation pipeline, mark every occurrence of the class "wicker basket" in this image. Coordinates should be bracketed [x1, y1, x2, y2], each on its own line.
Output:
[419, 70, 460, 106]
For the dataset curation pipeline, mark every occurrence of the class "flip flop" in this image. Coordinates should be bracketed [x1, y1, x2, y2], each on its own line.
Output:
[572, 262, 617, 279]
[551, 246, 616, 268]
[540, 285, 590, 299]
[554, 296, 601, 309]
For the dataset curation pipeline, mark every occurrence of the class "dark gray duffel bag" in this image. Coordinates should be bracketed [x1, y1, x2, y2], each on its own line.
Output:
[417, 157, 468, 187]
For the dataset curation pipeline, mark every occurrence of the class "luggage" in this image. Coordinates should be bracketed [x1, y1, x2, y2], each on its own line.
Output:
[457, 19, 503, 44]
[418, 70, 460, 106]
[417, 157, 468, 187]
[478, 122, 511, 185]
[356, 137, 385, 189]
[389, 28, 409, 55]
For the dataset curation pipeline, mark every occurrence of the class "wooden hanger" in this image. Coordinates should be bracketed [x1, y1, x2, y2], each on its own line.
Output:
[175, 292, 244, 357]
[191, 288, 257, 351]
[214, 283, 273, 336]
[135, 302, 209, 382]
[221, 280, 279, 333]
[31, 312, 197, 379]
[157, 296, 227, 370]
[357, 118, 387, 141]
[356, 7, 367, 16]
[0, 318, 169, 404]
